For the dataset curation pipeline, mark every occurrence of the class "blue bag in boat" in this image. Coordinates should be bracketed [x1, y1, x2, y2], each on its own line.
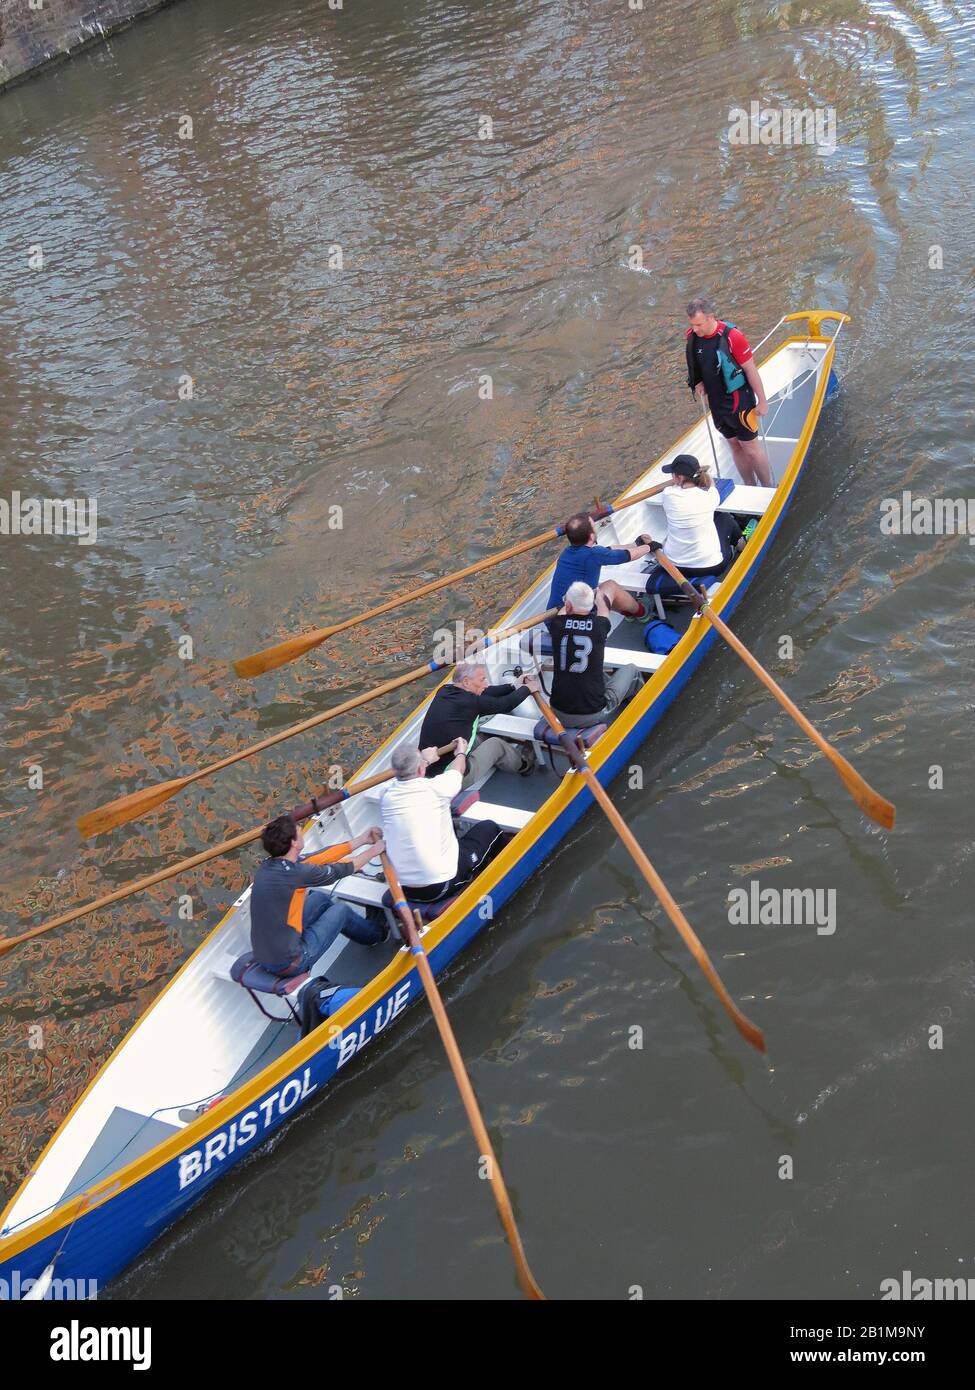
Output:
[644, 619, 681, 655]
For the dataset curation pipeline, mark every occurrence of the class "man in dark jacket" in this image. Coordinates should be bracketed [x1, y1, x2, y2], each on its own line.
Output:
[419, 661, 540, 786]
[685, 295, 771, 486]
[250, 814, 388, 977]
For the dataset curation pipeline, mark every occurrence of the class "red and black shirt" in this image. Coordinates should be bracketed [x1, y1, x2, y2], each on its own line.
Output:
[686, 321, 754, 415]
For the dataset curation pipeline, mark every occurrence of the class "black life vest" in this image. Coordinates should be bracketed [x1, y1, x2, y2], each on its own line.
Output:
[685, 321, 747, 396]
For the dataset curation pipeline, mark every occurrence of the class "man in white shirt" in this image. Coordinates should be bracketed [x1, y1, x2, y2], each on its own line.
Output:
[378, 738, 504, 904]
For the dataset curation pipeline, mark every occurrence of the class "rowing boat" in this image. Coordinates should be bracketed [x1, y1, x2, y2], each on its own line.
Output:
[0, 310, 847, 1296]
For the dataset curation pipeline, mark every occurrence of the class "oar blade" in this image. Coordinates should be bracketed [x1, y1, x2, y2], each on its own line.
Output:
[689, 599, 898, 834]
[732, 1009, 767, 1054]
[840, 766, 896, 830]
[233, 628, 330, 678]
[76, 777, 187, 839]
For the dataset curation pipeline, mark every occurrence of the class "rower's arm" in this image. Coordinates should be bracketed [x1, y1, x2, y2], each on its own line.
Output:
[302, 842, 352, 866]
[478, 684, 528, 714]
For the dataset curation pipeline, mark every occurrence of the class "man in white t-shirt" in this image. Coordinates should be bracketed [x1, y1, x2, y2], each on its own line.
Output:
[378, 738, 504, 904]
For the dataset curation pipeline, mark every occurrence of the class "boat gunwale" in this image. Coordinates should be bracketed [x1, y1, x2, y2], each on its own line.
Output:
[0, 325, 838, 1264]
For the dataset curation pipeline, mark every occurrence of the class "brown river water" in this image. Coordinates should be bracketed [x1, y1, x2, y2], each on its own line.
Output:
[0, 0, 973, 1299]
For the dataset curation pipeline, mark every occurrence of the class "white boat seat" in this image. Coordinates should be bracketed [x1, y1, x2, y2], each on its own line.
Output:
[640, 483, 774, 515]
[464, 800, 534, 833]
[478, 713, 539, 741]
[332, 875, 390, 908]
[597, 558, 653, 593]
[603, 647, 667, 673]
[717, 484, 774, 515]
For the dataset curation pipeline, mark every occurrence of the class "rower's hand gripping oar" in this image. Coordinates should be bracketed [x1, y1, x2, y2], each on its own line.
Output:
[379, 852, 545, 1300]
[2, 749, 458, 960]
[653, 553, 896, 830]
[232, 482, 671, 678]
[77, 610, 558, 839]
[532, 693, 765, 1054]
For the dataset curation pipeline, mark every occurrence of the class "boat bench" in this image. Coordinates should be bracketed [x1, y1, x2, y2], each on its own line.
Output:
[479, 713, 539, 742]
[637, 480, 774, 517]
[332, 874, 450, 928]
[479, 712, 609, 780]
[480, 711, 611, 746]
[518, 625, 672, 665]
[465, 800, 534, 833]
[336, 875, 463, 927]
[336, 872, 464, 928]
[716, 484, 774, 515]
[332, 875, 389, 909]
[604, 646, 667, 674]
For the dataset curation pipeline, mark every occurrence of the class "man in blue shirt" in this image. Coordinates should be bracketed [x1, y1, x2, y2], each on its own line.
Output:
[547, 512, 655, 618]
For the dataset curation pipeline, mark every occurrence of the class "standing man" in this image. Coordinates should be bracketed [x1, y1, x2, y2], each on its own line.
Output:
[685, 296, 771, 487]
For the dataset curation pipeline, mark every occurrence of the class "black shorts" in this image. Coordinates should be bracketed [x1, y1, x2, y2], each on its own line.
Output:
[712, 398, 759, 442]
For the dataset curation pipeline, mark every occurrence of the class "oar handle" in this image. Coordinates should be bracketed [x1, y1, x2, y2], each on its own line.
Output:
[379, 854, 545, 1300]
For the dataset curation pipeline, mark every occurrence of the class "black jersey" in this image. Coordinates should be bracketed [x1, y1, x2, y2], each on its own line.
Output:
[549, 611, 611, 715]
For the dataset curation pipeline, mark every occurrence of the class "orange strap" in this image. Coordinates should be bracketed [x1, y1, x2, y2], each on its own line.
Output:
[286, 843, 353, 934]
[286, 888, 307, 935]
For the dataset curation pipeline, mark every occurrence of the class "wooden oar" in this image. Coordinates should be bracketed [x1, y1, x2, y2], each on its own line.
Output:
[78, 610, 555, 839]
[380, 852, 545, 1300]
[653, 553, 896, 830]
[532, 693, 765, 1053]
[233, 481, 670, 677]
[2, 750, 458, 960]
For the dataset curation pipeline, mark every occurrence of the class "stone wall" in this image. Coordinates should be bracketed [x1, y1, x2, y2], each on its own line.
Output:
[0, 0, 178, 93]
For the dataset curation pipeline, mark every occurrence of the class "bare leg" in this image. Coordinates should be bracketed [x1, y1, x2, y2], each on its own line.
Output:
[599, 579, 645, 616]
[729, 436, 772, 488]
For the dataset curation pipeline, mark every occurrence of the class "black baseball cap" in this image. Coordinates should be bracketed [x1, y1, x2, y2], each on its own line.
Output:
[662, 453, 702, 479]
